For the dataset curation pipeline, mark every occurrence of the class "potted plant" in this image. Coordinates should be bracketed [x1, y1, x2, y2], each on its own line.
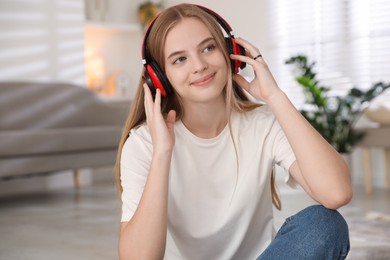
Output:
[138, 1, 163, 29]
[285, 55, 390, 154]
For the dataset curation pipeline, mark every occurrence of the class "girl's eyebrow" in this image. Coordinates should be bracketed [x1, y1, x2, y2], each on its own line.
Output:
[166, 37, 215, 60]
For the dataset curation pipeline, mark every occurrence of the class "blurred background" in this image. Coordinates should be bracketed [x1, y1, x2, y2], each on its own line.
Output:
[0, 0, 389, 259]
[0, 0, 389, 196]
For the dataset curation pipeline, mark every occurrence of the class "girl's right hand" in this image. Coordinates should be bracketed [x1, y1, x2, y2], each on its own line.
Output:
[143, 84, 176, 155]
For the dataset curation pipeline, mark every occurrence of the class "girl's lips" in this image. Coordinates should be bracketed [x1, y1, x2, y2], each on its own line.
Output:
[190, 73, 215, 86]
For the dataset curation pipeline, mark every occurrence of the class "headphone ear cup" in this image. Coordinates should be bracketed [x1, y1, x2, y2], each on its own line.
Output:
[232, 38, 246, 70]
[225, 37, 246, 73]
[144, 61, 173, 96]
[143, 65, 156, 94]
[150, 61, 173, 96]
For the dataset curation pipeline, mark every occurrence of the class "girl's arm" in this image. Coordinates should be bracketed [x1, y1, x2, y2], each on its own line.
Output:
[119, 86, 176, 259]
[266, 91, 352, 209]
[231, 38, 352, 210]
[119, 151, 171, 259]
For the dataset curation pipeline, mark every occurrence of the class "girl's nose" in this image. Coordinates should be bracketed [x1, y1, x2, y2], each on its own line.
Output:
[191, 55, 208, 74]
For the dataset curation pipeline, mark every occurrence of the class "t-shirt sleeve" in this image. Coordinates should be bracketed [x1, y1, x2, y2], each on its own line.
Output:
[120, 127, 152, 222]
[269, 119, 297, 187]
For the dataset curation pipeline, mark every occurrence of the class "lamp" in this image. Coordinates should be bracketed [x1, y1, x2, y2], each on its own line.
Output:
[85, 48, 106, 93]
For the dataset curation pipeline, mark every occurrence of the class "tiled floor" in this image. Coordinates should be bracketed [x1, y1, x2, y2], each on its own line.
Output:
[0, 170, 389, 260]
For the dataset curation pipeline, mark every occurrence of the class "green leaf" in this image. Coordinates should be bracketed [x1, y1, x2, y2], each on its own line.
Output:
[285, 54, 389, 153]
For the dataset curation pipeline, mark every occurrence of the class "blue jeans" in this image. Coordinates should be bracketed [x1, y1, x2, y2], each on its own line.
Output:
[257, 205, 350, 260]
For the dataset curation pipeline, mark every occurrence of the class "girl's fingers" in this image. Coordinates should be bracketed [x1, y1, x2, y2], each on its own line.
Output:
[166, 110, 176, 127]
[154, 88, 161, 114]
[235, 37, 262, 60]
[143, 83, 154, 117]
[233, 74, 250, 92]
[230, 54, 263, 68]
[143, 84, 164, 120]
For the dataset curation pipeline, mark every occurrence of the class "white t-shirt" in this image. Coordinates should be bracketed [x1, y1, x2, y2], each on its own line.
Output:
[120, 105, 296, 259]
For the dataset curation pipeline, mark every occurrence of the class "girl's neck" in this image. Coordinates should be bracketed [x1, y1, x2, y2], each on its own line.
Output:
[181, 98, 228, 139]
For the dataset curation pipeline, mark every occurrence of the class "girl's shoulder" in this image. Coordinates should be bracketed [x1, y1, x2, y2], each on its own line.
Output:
[233, 105, 276, 125]
[129, 123, 149, 137]
[230, 105, 281, 139]
[127, 123, 152, 146]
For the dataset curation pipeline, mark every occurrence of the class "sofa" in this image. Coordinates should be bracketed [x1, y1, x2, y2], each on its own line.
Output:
[0, 81, 131, 187]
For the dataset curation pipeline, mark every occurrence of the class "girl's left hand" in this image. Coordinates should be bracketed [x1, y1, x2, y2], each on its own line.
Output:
[230, 37, 282, 102]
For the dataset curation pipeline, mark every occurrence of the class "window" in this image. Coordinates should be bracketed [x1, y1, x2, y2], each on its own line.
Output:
[0, 0, 86, 85]
[266, 0, 390, 107]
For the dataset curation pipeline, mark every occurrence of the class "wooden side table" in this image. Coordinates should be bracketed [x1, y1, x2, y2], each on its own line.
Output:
[357, 127, 390, 194]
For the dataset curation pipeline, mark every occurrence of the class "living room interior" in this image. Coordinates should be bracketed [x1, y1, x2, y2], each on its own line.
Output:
[0, 0, 389, 259]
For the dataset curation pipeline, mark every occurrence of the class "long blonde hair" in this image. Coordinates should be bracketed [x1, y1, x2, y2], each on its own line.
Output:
[115, 4, 281, 210]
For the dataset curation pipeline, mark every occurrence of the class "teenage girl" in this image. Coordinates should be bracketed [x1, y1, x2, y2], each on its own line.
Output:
[116, 4, 351, 259]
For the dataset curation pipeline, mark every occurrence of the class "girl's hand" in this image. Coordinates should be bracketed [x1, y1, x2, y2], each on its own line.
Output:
[230, 37, 283, 102]
[143, 84, 176, 155]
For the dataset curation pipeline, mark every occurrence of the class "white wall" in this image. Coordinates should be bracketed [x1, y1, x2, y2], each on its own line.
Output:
[84, 0, 144, 96]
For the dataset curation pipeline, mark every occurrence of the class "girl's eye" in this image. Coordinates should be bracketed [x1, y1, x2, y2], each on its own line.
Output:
[173, 56, 186, 64]
[203, 44, 216, 53]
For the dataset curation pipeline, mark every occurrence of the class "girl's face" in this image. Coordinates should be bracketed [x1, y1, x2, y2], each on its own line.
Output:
[163, 18, 228, 104]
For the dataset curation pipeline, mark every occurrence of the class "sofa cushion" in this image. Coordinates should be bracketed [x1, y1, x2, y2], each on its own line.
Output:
[0, 150, 118, 178]
[0, 82, 130, 130]
[0, 126, 123, 157]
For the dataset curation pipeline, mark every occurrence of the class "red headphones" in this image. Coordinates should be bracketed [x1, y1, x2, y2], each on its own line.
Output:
[141, 4, 246, 96]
